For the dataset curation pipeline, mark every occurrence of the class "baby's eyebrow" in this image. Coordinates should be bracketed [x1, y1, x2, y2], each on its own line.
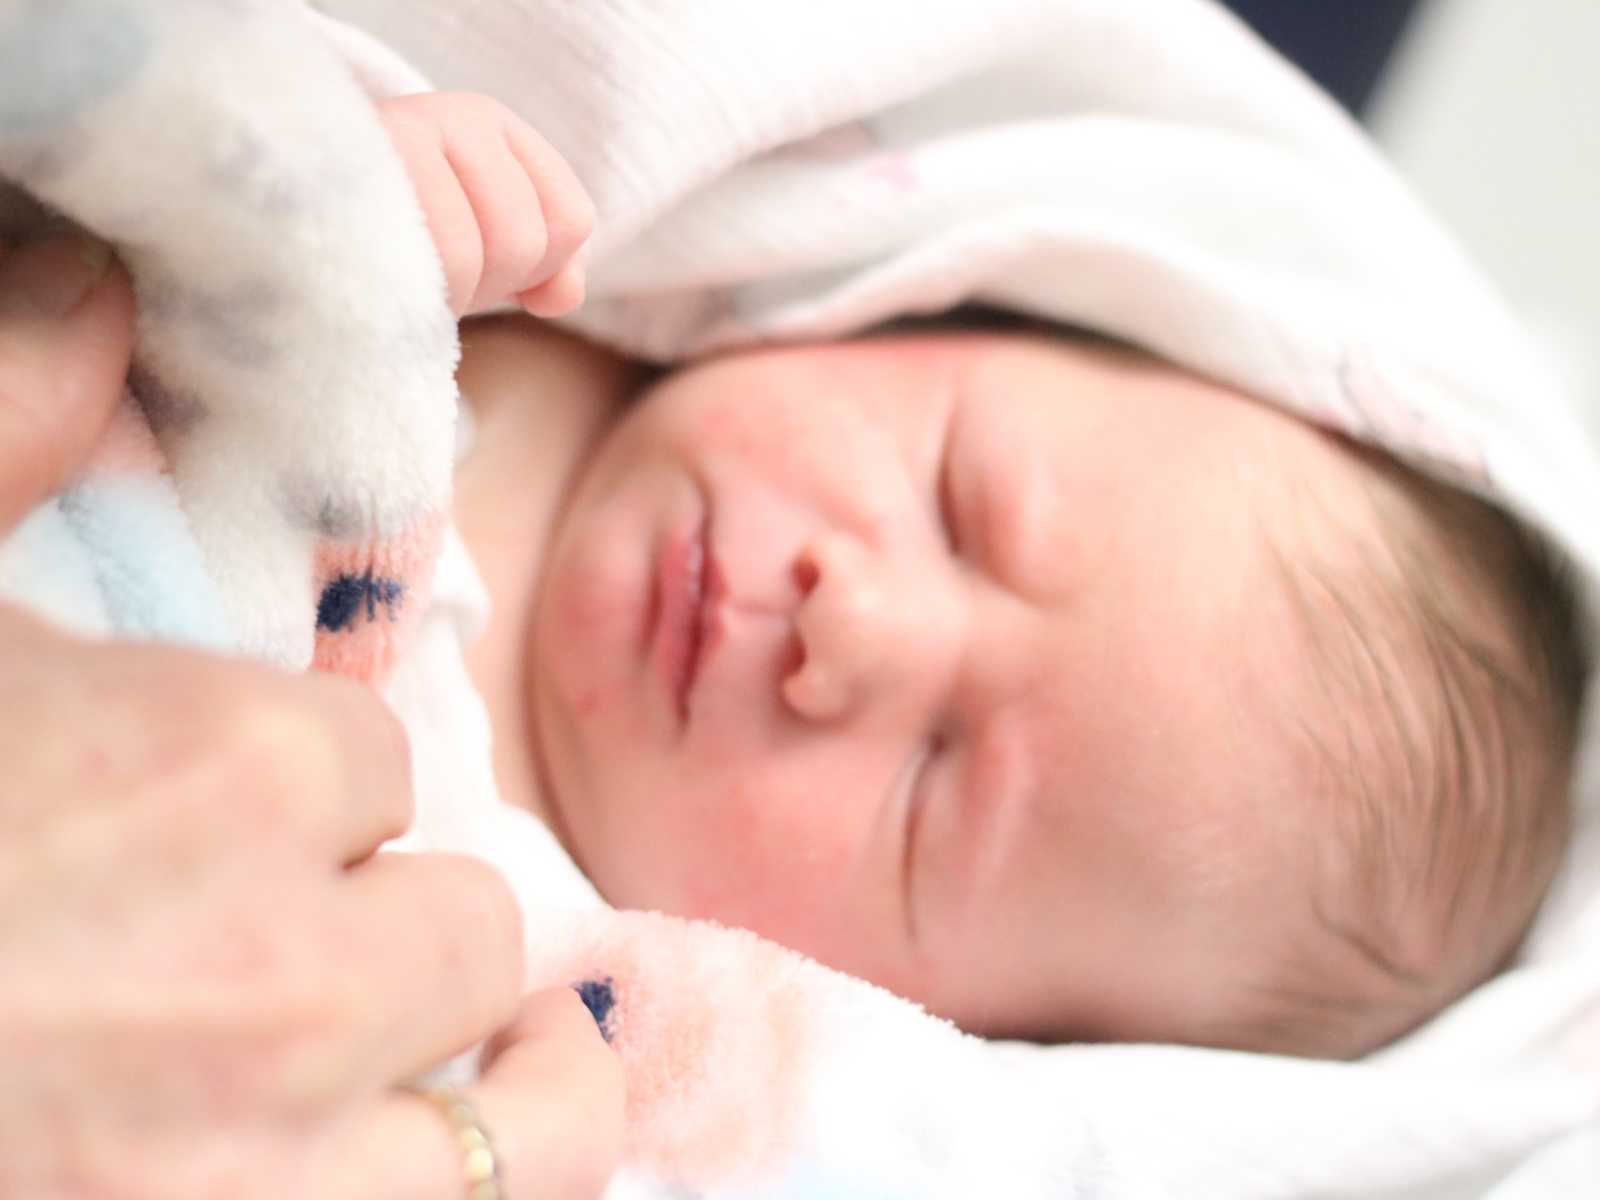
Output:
[959, 414, 1081, 605]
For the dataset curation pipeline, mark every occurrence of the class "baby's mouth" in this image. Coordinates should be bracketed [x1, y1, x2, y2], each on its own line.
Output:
[652, 518, 723, 723]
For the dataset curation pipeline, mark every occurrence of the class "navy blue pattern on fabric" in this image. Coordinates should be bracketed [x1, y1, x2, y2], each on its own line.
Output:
[316, 572, 404, 630]
[574, 977, 616, 1042]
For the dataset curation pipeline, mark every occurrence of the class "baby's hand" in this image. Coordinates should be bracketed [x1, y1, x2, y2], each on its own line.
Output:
[380, 92, 594, 318]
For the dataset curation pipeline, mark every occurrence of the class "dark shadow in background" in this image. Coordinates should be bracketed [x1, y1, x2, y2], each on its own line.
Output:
[1222, 0, 1425, 119]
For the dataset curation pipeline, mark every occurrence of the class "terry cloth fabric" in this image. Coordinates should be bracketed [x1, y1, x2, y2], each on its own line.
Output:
[319, 1, 1600, 1196]
[0, 0, 459, 680]
[1, 0, 1594, 1197]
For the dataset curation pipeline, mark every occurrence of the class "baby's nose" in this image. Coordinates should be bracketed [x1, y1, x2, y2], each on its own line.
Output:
[781, 531, 953, 724]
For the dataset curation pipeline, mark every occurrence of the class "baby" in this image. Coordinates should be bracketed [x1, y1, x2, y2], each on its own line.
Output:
[390, 91, 1589, 1060]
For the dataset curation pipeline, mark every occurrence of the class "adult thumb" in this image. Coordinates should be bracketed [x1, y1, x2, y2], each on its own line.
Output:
[0, 233, 134, 534]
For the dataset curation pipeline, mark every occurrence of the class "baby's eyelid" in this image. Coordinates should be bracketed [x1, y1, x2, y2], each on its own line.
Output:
[900, 731, 948, 945]
[934, 425, 961, 555]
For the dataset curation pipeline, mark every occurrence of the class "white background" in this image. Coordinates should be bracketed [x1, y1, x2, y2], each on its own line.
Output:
[1371, 0, 1600, 436]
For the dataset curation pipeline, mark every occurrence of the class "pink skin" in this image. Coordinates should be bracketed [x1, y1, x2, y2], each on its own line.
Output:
[525, 331, 1373, 1045]
[381, 92, 594, 318]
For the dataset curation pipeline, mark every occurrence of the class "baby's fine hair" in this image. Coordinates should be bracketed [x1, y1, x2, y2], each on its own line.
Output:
[1258, 442, 1590, 1058]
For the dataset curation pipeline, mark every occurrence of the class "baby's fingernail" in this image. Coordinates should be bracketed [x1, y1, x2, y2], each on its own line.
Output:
[0, 233, 113, 319]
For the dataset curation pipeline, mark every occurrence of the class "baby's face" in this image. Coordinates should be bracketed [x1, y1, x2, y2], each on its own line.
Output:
[533, 331, 1373, 1045]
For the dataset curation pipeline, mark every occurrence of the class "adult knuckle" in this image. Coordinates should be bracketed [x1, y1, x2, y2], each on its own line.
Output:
[311, 672, 412, 788]
[433, 855, 524, 993]
[205, 693, 342, 833]
[445, 853, 520, 929]
[469, 858, 525, 959]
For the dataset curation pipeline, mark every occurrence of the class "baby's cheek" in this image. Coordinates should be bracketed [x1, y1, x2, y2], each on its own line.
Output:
[689, 394, 883, 510]
[669, 777, 779, 917]
[675, 772, 863, 948]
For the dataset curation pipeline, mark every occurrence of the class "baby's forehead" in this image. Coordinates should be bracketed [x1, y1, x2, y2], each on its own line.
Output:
[946, 333, 1383, 521]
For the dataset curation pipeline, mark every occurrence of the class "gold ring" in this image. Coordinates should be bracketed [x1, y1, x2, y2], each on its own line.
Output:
[408, 1085, 503, 1200]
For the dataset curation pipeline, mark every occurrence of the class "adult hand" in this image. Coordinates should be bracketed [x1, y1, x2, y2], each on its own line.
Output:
[0, 234, 621, 1199]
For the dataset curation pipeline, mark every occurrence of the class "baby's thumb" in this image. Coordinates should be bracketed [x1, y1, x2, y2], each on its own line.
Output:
[0, 233, 134, 533]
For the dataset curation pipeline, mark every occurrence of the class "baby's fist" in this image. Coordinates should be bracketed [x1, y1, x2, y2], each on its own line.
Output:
[380, 92, 594, 318]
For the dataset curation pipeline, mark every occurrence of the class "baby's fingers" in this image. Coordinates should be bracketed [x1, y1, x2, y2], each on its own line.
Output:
[381, 93, 593, 316]
[440, 108, 557, 314]
[517, 246, 589, 319]
[502, 117, 594, 297]
[380, 97, 485, 316]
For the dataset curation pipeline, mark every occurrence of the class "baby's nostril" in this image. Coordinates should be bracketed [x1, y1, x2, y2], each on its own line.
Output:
[793, 556, 820, 593]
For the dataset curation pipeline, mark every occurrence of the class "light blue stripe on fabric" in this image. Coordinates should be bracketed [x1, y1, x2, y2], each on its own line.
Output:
[0, 497, 112, 637]
[59, 475, 234, 651]
[731, 1164, 919, 1200]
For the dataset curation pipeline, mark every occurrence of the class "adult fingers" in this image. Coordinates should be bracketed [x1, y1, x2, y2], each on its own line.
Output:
[337, 988, 623, 1200]
[335, 851, 527, 1085]
[0, 234, 134, 533]
[30, 634, 418, 867]
[144, 648, 419, 867]
[473, 988, 624, 1199]
[285, 667, 417, 865]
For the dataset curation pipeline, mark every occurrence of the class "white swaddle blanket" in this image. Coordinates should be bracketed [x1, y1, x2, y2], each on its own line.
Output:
[319, 1, 1600, 1195]
[0, 0, 1592, 1195]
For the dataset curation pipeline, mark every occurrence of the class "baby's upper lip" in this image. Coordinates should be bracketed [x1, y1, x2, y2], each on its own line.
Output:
[652, 518, 723, 723]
